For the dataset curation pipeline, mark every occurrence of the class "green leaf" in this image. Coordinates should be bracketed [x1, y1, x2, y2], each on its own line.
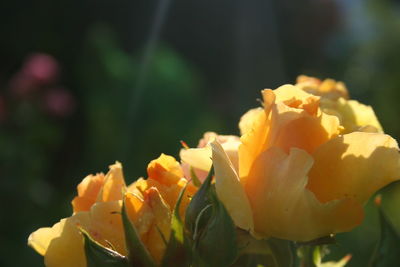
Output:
[368, 207, 400, 267]
[121, 199, 156, 267]
[161, 185, 191, 267]
[195, 186, 238, 267]
[185, 167, 214, 237]
[81, 228, 129, 267]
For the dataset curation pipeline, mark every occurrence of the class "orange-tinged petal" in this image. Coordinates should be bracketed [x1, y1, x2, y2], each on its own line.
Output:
[72, 173, 105, 213]
[273, 84, 320, 115]
[97, 162, 126, 203]
[265, 87, 341, 154]
[147, 154, 183, 186]
[244, 147, 363, 241]
[128, 177, 195, 219]
[127, 177, 147, 198]
[143, 188, 171, 263]
[125, 192, 154, 239]
[211, 140, 254, 233]
[239, 100, 269, 180]
[308, 132, 400, 204]
[239, 87, 341, 181]
[273, 111, 341, 154]
[76, 174, 105, 198]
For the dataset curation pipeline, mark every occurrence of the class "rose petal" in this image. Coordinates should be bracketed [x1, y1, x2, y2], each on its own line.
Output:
[244, 147, 363, 241]
[72, 173, 105, 213]
[35, 213, 91, 267]
[88, 201, 125, 255]
[319, 97, 383, 134]
[143, 188, 171, 263]
[28, 222, 64, 256]
[308, 132, 400, 204]
[97, 162, 126, 202]
[239, 88, 341, 179]
[180, 139, 240, 173]
[180, 147, 212, 172]
[147, 154, 184, 186]
[211, 140, 254, 233]
[30, 201, 126, 267]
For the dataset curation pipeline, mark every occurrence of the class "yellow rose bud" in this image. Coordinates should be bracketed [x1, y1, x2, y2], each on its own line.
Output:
[179, 131, 241, 181]
[211, 84, 400, 242]
[128, 153, 197, 217]
[29, 155, 196, 266]
[296, 75, 383, 133]
[125, 187, 172, 263]
[72, 162, 125, 213]
[296, 75, 349, 100]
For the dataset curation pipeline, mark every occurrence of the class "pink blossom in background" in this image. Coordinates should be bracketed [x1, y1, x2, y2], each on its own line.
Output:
[43, 87, 76, 118]
[9, 53, 59, 97]
[23, 53, 59, 84]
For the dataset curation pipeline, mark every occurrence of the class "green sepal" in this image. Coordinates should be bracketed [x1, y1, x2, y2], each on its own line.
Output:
[190, 166, 202, 187]
[161, 185, 191, 267]
[81, 228, 129, 267]
[195, 186, 238, 267]
[368, 206, 400, 267]
[121, 197, 156, 267]
[185, 167, 214, 237]
[234, 230, 294, 267]
[296, 235, 336, 247]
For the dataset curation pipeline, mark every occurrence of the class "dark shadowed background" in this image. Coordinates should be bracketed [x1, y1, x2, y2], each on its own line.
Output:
[1, 0, 400, 266]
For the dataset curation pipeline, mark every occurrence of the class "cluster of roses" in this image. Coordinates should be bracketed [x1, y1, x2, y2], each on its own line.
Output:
[29, 76, 400, 266]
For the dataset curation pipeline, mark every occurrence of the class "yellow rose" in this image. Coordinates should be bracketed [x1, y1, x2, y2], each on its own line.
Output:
[211, 84, 400, 241]
[128, 153, 197, 220]
[28, 156, 196, 266]
[296, 75, 383, 133]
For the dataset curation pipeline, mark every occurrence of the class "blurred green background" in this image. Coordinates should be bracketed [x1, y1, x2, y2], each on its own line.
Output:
[1, 0, 400, 266]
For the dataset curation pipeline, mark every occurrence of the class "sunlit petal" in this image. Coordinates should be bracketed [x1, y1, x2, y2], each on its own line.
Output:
[211, 140, 254, 233]
[97, 162, 126, 202]
[244, 147, 363, 241]
[308, 132, 400, 204]
[72, 174, 105, 212]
